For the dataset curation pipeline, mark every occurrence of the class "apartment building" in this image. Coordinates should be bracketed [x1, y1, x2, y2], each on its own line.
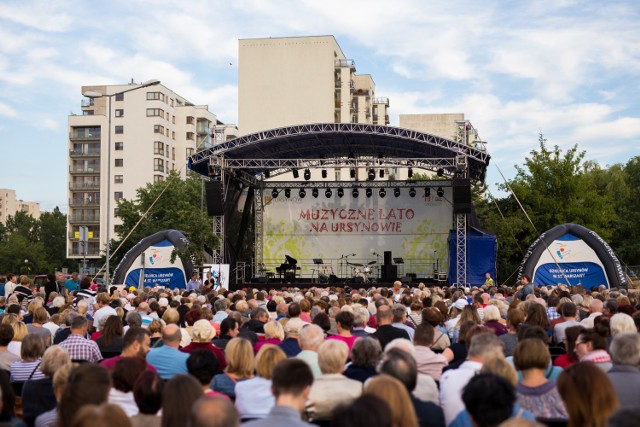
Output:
[238, 35, 390, 136]
[0, 189, 40, 225]
[67, 82, 235, 263]
[399, 113, 483, 147]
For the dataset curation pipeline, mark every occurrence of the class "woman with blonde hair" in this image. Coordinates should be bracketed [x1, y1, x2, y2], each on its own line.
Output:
[8, 321, 28, 357]
[557, 362, 619, 427]
[363, 375, 418, 427]
[253, 321, 284, 354]
[235, 344, 287, 420]
[210, 337, 254, 401]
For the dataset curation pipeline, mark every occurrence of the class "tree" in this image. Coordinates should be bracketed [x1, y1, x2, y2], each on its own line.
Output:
[609, 157, 640, 265]
[5, 211, 40, 242]
[110, 171, 218, 269]
[40, 207, 71, 271]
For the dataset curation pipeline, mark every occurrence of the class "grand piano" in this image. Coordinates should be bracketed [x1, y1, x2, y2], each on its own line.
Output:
[275, 255, 300, 282]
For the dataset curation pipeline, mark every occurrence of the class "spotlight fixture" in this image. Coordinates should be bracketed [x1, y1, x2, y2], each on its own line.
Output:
[271, 189, 279, 199]
[409, 187, 416, 198]
[292, 169, 299, 179]
[379, 169, 385, 178]
[366, 188, 373, 198]
[394, 187, 401, 198]
[352, 188, 359, 198]
[312, 188, 319, 198]
[350, 169, 356, 179]
[325, 188, 332, 198]
[284, 188, 291, 198]
[298, 188, 306, 198]
[437, 187, 444, 197]
[425, 188, 431, 198]
[379, 188, 386, 198]
[321, 169, 327, 179]
[368, 169, 375, 181]
[437, 168, 445, 177]
[304, 169, 311, 181]
[264, 170, 270, 179]
[337, 188, 344, 198]
[408, 167, 413, 178]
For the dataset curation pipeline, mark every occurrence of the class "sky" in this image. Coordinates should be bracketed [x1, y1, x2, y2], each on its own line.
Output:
[1, 0, 639, 212]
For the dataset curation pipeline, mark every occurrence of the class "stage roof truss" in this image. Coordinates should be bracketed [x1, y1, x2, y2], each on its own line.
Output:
[261, 179, 452, 190]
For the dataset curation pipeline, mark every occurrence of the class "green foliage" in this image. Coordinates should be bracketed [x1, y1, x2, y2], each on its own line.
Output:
[110, 171, 218, 268]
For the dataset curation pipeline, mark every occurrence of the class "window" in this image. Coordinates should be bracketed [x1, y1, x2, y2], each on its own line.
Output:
[186, 116, 195, 125]
[82, 110, 94, 116]
[114, 192, 123, 201]
[154, 141, 164, 156]
[114, 175, 123, 184]
[114, 208, 120, 216]
[172, 147, 175, 160]
[146, 108, 164, 117]
[115, 93, 124, 101]
[170, 99, 174, 107]
[154, 175, 164, 183]
[186, 132, 194, 140]
[172, 163, 175, 170]
[165, 147, 169, 158]
[172, 131, 175, 140]
[186, 148, 194, 158]
[172, 115, 175, 124]
[166, 112, 169, 121]
[154, 125, 165, 134]
[115, 125, 124, 134]
[146, 92, 163, 101]
[115, 159, 123, 167]
[115, 109, 124, 117]
[115, 142, 123, 151]
[154, 158, 164, 172]
[165, 129, 169, 137]
[165, 163, 169, 173]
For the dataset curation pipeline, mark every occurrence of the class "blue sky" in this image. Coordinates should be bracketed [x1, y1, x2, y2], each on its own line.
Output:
[1, 0, 639, 211]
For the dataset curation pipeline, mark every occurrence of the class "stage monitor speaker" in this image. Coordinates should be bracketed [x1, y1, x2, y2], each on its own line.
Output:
[205, 181, 224, 216]
[382, 265, 397, 282]
[384, 251, 392, 266]
[453, 178, 472, 214]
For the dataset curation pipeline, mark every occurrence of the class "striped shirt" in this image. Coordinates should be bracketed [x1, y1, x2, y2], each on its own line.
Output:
[10, 360, 45, 382]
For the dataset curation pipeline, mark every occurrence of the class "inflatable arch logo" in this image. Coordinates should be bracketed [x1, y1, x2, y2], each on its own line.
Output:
[517, 223, 627, 289]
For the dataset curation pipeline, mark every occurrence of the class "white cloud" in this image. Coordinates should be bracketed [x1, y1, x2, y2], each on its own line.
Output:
[0, 102, 17, 117]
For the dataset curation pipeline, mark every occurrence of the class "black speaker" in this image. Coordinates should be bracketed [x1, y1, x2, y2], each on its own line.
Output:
[205, 181, 224, 216]
[382, 265, 397, 282]
[453, 178, 472, 214]
[384, 251, 392, 266]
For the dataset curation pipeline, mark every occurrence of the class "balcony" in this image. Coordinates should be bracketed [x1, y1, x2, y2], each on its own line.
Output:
[68, 249, 101, 257]
[69, 182, 100, 191]
[69, 166, 100, 174]
[69, 215, 100, 224]
[373, 97, 390, 106]
[68, 231, 100, 239]
[69, 198, 100, 207]
[335, 59, 356, 69]
[81, 98, 94, 107]
[69, 149, 100, 158]
[196, 123, 209, 135]
[70, 132, 101, 141]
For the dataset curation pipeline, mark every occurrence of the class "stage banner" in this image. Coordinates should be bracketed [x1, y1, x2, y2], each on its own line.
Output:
[532, 233, 609, 287]
[203, 264, 230, 290]
[262, 187, 453, 278]
[122, 239, 189, 289]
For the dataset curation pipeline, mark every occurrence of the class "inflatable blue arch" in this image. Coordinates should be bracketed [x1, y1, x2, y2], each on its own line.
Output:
[517, 223, 627, 289]
[112, 230, 194, 289]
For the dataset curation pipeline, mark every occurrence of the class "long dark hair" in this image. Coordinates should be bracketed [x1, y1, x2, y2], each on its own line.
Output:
[161, 374, 203, 427]
[57, 364, 111, 427]
[100, 315, 123, 347]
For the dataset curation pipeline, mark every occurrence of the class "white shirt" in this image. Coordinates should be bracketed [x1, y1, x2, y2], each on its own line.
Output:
[439, 360, 482, 426]
[234, 377, 274, 419]
[93, 305, 117, 329]
[4, 281, 16, 299]
[580, 312, 603, 329]
[108, 388, 138, 417]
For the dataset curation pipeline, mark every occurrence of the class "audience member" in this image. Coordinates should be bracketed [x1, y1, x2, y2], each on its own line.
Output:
[146, 324, 189, 380]
[296, 324, 324, 378]
[343, 337, 381, 383]
[606, 333, 640, 409]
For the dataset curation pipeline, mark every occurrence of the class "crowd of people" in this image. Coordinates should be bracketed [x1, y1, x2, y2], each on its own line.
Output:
[0, 272, 638, 427]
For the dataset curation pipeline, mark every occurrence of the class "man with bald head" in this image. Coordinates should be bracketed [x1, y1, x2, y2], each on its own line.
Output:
[191, 396, 240, 427]
[580, 299, 604, 329]
[146, 323, 189, 379]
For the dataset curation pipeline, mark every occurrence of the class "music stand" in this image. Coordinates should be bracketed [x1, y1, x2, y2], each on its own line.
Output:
[313, 258, 324, 265]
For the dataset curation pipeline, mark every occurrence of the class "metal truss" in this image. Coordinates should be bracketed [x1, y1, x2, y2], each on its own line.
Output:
[212, 170, 225, 265]
[455, 213, 468, 287]
[254, 187, 264, 276]
[262, 179, 452, 190]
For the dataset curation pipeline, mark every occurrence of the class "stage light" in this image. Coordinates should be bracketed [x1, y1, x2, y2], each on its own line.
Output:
[312, 188, 319, 198]
[325, 188, 332, 198]
[271, 189, 279, 199]
[408, 167, 413, 178]
[284, 188, 291, 198]
[379, 169, 385, 178]
[299, 188, 306, 198]
[437, 168, 444, 177]
[352, 188, 359, 198]
[350, 169, 356, 179]
[321, 169, 327, 179]
[437, 187, 444, 197]
[337, 188, 344, 198]
[348, 152, 355, 159]
[304, 169, 311, 181]
[379, 188, 386, 198]
[409, 187, 416, 198]
[264, 170, 270, 179]
[394, 188, 401, 198]
[425, 188, 431, 198]
[366, 188, 372, 198]
[292, 169, 299, 179]
[368, 169, 375, 180]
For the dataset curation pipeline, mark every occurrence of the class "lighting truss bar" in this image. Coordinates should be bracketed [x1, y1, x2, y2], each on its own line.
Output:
[261, 180, 451, 190]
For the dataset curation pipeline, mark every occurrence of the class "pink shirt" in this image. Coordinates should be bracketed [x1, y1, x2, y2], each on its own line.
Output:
[325, 335, 359, 354]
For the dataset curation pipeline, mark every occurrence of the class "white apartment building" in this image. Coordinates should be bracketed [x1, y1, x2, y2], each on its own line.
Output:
[67, 82, 235, 262]
[239, 35, 390, 136]
[0, 189, 40, 225]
